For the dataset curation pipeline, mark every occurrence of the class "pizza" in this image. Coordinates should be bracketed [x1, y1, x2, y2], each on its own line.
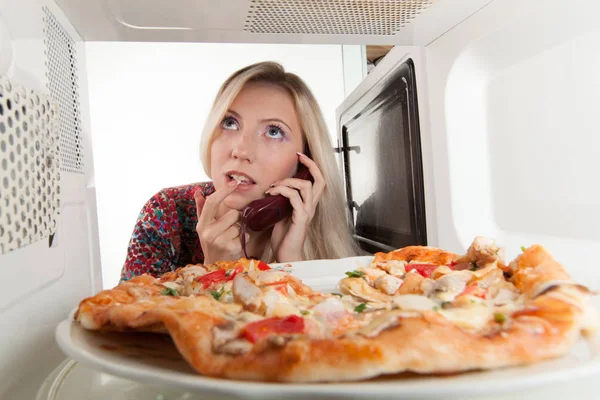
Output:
[74, 237, 599, 382]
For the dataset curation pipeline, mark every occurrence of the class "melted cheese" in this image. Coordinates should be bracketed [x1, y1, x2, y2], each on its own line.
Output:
[581, 304, 600, 337]
[439, 306, 495, 331]
[392, 295, 437, 311]
[161, 281, 183, 293]
[262, 290, 301, 317]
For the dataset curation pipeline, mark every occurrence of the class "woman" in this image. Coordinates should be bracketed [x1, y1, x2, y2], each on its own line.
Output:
[120, 61, 361, 281]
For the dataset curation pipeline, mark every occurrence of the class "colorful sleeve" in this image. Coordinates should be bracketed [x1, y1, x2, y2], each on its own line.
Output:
[120, 189, 181, 281]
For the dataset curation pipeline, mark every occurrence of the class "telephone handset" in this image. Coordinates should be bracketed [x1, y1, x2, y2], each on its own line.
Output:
[239, 164, 314, 259]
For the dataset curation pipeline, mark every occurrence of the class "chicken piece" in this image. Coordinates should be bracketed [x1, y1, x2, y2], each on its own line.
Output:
[465, 236, 505, 267]
[421, 271, 472, 302]
[396, 271, 424, 295]
[374, 275, 403, 295]
[374, 260, 407, 277]
[362, 267, 388, 284]
[232, 275, 262, 312]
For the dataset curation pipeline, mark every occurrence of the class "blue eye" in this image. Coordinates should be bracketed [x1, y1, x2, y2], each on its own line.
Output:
[265, 125, 285, 140]
[221, 116, 239, 131]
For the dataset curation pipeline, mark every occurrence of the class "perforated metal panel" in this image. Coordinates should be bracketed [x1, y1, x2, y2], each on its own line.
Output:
[244, 0, 436, 35]
[43, 6, 84, 174]
[0, 77, 60, 255]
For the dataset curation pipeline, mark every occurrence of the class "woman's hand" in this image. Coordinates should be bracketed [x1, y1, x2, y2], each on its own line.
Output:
[267, 153, 326, 262]
[195, 180, 245, 265]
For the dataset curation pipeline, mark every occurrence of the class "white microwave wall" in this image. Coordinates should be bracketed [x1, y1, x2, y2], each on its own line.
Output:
[0, 1, 101, 398]
[421, 0, 600, 285]
[1, 0, 600, 398]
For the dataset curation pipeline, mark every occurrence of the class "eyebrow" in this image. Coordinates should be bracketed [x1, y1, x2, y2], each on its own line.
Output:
[226, 109, 294, 133]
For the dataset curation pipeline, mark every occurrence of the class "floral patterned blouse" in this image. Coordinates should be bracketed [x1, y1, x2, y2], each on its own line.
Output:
[120, 182, 215, 282]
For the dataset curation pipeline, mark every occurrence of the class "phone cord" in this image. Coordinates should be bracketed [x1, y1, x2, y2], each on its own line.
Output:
[240, 224, 258, 260]
[240, 224, 249, 259]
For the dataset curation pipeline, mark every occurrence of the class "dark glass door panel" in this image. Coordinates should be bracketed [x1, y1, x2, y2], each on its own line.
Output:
[340, 59, 426, 253]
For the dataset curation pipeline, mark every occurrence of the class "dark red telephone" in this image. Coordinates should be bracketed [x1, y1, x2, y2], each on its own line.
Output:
[239, 164, 314, 259]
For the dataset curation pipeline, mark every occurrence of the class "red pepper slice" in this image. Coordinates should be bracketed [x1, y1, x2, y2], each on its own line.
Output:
[257, 261, 271, 271]
[197, 264, 245, 289]
[230, 264, 244, 279]
[405, 263, 440, 278]
[241, 315, 305, 343]
[197, 269, 227, 289]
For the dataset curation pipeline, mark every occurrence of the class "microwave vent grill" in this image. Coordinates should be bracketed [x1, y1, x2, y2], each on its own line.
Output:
[43, 6, 84, 174]
[0, 77, 61, 255]
[244, 0, 436, 35]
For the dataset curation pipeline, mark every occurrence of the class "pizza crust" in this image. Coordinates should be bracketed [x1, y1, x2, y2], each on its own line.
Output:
[373, 246, 460, 265]
[147, 301, 580, 382]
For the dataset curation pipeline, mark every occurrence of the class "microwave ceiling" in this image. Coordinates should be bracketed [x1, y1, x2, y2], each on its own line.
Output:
[53, 0, 493, 45]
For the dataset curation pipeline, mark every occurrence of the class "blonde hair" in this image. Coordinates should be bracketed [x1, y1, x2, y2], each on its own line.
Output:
[200, 61, 362, 261]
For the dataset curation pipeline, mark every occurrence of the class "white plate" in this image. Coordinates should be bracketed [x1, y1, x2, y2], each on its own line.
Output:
[55, 256, 600, 399]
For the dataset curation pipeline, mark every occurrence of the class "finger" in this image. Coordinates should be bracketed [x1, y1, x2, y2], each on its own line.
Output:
[199, 210, 240, 244]
[213, 232, 243, 255]
[194, 189, 206, 220]
[297, 152, 326, 207]
[266, 185, 308, 222]
[270, 218, 290, 251]
[220, 223, 242, 241]
[209, 209, 241, 234]
[271, 178, 313, 210]
[198, 180, 239, 227]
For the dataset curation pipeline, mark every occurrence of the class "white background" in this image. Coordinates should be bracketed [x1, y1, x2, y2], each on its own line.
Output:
[85, 43, 356, 288]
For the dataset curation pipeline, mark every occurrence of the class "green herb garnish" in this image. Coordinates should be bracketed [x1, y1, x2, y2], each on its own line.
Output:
[354, 303, 367, 313]
[346, 270, 365, 278]
[331, 293, 343, 297]
[160, 287, 178, 296]
[300, 310, 310, 315]
[520, 246, 527, 253]
[432, 306, 440, 311]
[494, 313, 506, 323]
[210, 287, 225, 300]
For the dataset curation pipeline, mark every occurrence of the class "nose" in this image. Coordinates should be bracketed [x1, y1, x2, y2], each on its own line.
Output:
[231, 129, 256, 163]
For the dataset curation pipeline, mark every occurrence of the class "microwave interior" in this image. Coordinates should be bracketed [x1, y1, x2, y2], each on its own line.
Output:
[1, 0, 600, 398]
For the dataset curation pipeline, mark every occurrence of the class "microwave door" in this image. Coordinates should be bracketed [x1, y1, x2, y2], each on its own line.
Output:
[342, 60, 426, 253]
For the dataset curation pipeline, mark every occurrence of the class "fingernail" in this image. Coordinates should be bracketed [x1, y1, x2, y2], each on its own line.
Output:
[269, 183, 275, 188]
[296, 152, 305, 158]
[229, 179, 238, 187]
[264, 190, 271, 195]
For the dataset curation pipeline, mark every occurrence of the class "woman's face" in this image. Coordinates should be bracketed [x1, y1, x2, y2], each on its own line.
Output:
[210, 82, 305, 210]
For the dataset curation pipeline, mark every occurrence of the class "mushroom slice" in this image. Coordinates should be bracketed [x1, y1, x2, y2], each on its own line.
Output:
[339, 277, 391, 304]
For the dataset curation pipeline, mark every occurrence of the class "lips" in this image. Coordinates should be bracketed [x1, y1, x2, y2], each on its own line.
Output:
[226, 171, 256, 185]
